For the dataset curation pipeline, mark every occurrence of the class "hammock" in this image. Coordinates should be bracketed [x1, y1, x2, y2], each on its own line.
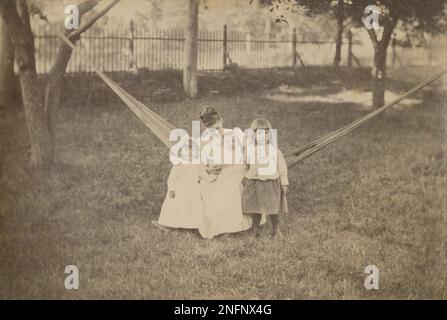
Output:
[52, 27, 447, 168]
[285, 68, 447, 168]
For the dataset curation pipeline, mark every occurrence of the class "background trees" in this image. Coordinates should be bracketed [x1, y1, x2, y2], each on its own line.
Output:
[355, 0, 446, 108]
[296, 0, 358, 69]
[259, 0, 357, 68]
[267, 0, 447, 108]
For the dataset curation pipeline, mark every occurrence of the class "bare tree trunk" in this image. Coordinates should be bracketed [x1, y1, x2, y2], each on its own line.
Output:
[0, 15, 19, 110]
[333, 13, 344, 68]
[1, 0, 53, 169]
[372, 44, 388, 108]
[367, 17, 397, 109]
[44, 42, 73, 130]
[183, 0, 198, 98]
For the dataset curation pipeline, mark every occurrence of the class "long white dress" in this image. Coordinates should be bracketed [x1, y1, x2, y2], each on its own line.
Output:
[198, 128, 253, 239]
[158, 164, 203, 229]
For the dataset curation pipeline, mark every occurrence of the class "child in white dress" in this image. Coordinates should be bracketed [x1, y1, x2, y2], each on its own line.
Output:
[154, 140, 204, 230]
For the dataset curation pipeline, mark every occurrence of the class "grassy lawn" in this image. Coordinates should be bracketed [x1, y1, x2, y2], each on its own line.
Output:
[0, 66, 445, 299]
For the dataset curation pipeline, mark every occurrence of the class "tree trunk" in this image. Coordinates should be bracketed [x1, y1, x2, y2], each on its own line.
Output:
[333, 14, 344, 68]
[372, 44, 388, 108]
[44, 39, 74, 130]
[183, 0, 198, 98]
[21, 70, 54, 169]
[370, 18, 397, 109]
[1, 0, 54, 169]
[0, 16, 19, 110]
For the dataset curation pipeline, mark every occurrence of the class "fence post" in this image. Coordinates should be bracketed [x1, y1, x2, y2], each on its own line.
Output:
[347, 30, 353, 67]
[128, 20, 137, 73]
[223, 24, 228, 69]
[246, 33, 251, 53]
[292, 28, 297, 66]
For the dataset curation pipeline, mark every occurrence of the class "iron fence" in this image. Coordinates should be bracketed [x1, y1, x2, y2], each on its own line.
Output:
[34, 23, 366, 74]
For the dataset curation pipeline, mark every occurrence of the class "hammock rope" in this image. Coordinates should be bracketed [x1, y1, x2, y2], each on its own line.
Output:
[95, 71, 176, 147]
[285, 69, 447, 168]
[45, 19, 447, 168]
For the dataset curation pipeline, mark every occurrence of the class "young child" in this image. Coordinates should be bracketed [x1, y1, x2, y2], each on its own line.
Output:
[154, 139, 205, 230]
[242, 118, 289, 238]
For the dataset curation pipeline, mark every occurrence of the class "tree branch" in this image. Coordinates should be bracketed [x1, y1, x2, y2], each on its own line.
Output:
[45, 0, 120, 116]
[366, 27, 378, 49]
[29, 0, 101, 22]
[68, 0, 120, 40]
[381, 16, 398, 49]
[78, 0, 102, 15]
[47, 0, 120, 79]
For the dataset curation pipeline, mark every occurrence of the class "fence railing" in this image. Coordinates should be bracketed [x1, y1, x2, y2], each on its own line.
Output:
[34, 23, 366, 74]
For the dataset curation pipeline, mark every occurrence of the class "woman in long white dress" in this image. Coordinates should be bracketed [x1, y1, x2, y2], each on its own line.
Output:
[197, 106, 253, 239]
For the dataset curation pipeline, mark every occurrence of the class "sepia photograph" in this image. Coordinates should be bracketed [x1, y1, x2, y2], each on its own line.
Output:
[0, 0, 446, 302]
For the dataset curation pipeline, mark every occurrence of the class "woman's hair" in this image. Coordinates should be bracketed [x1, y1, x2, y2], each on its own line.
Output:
[250, 118, 272, 131]
[199, 106, 222, 127]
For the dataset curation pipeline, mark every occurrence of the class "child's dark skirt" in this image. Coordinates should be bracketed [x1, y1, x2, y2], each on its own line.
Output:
[242, 178, 288, 215]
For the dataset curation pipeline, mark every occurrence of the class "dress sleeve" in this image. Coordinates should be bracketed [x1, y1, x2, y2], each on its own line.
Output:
[278, 149, 289, 186]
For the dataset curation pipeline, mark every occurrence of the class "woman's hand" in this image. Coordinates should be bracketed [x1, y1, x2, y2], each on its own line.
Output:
[206, 164, 223, 175]
[281, 185, 288, 195]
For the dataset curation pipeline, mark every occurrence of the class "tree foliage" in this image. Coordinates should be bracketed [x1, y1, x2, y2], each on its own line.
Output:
[263, 0, 446, 107]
